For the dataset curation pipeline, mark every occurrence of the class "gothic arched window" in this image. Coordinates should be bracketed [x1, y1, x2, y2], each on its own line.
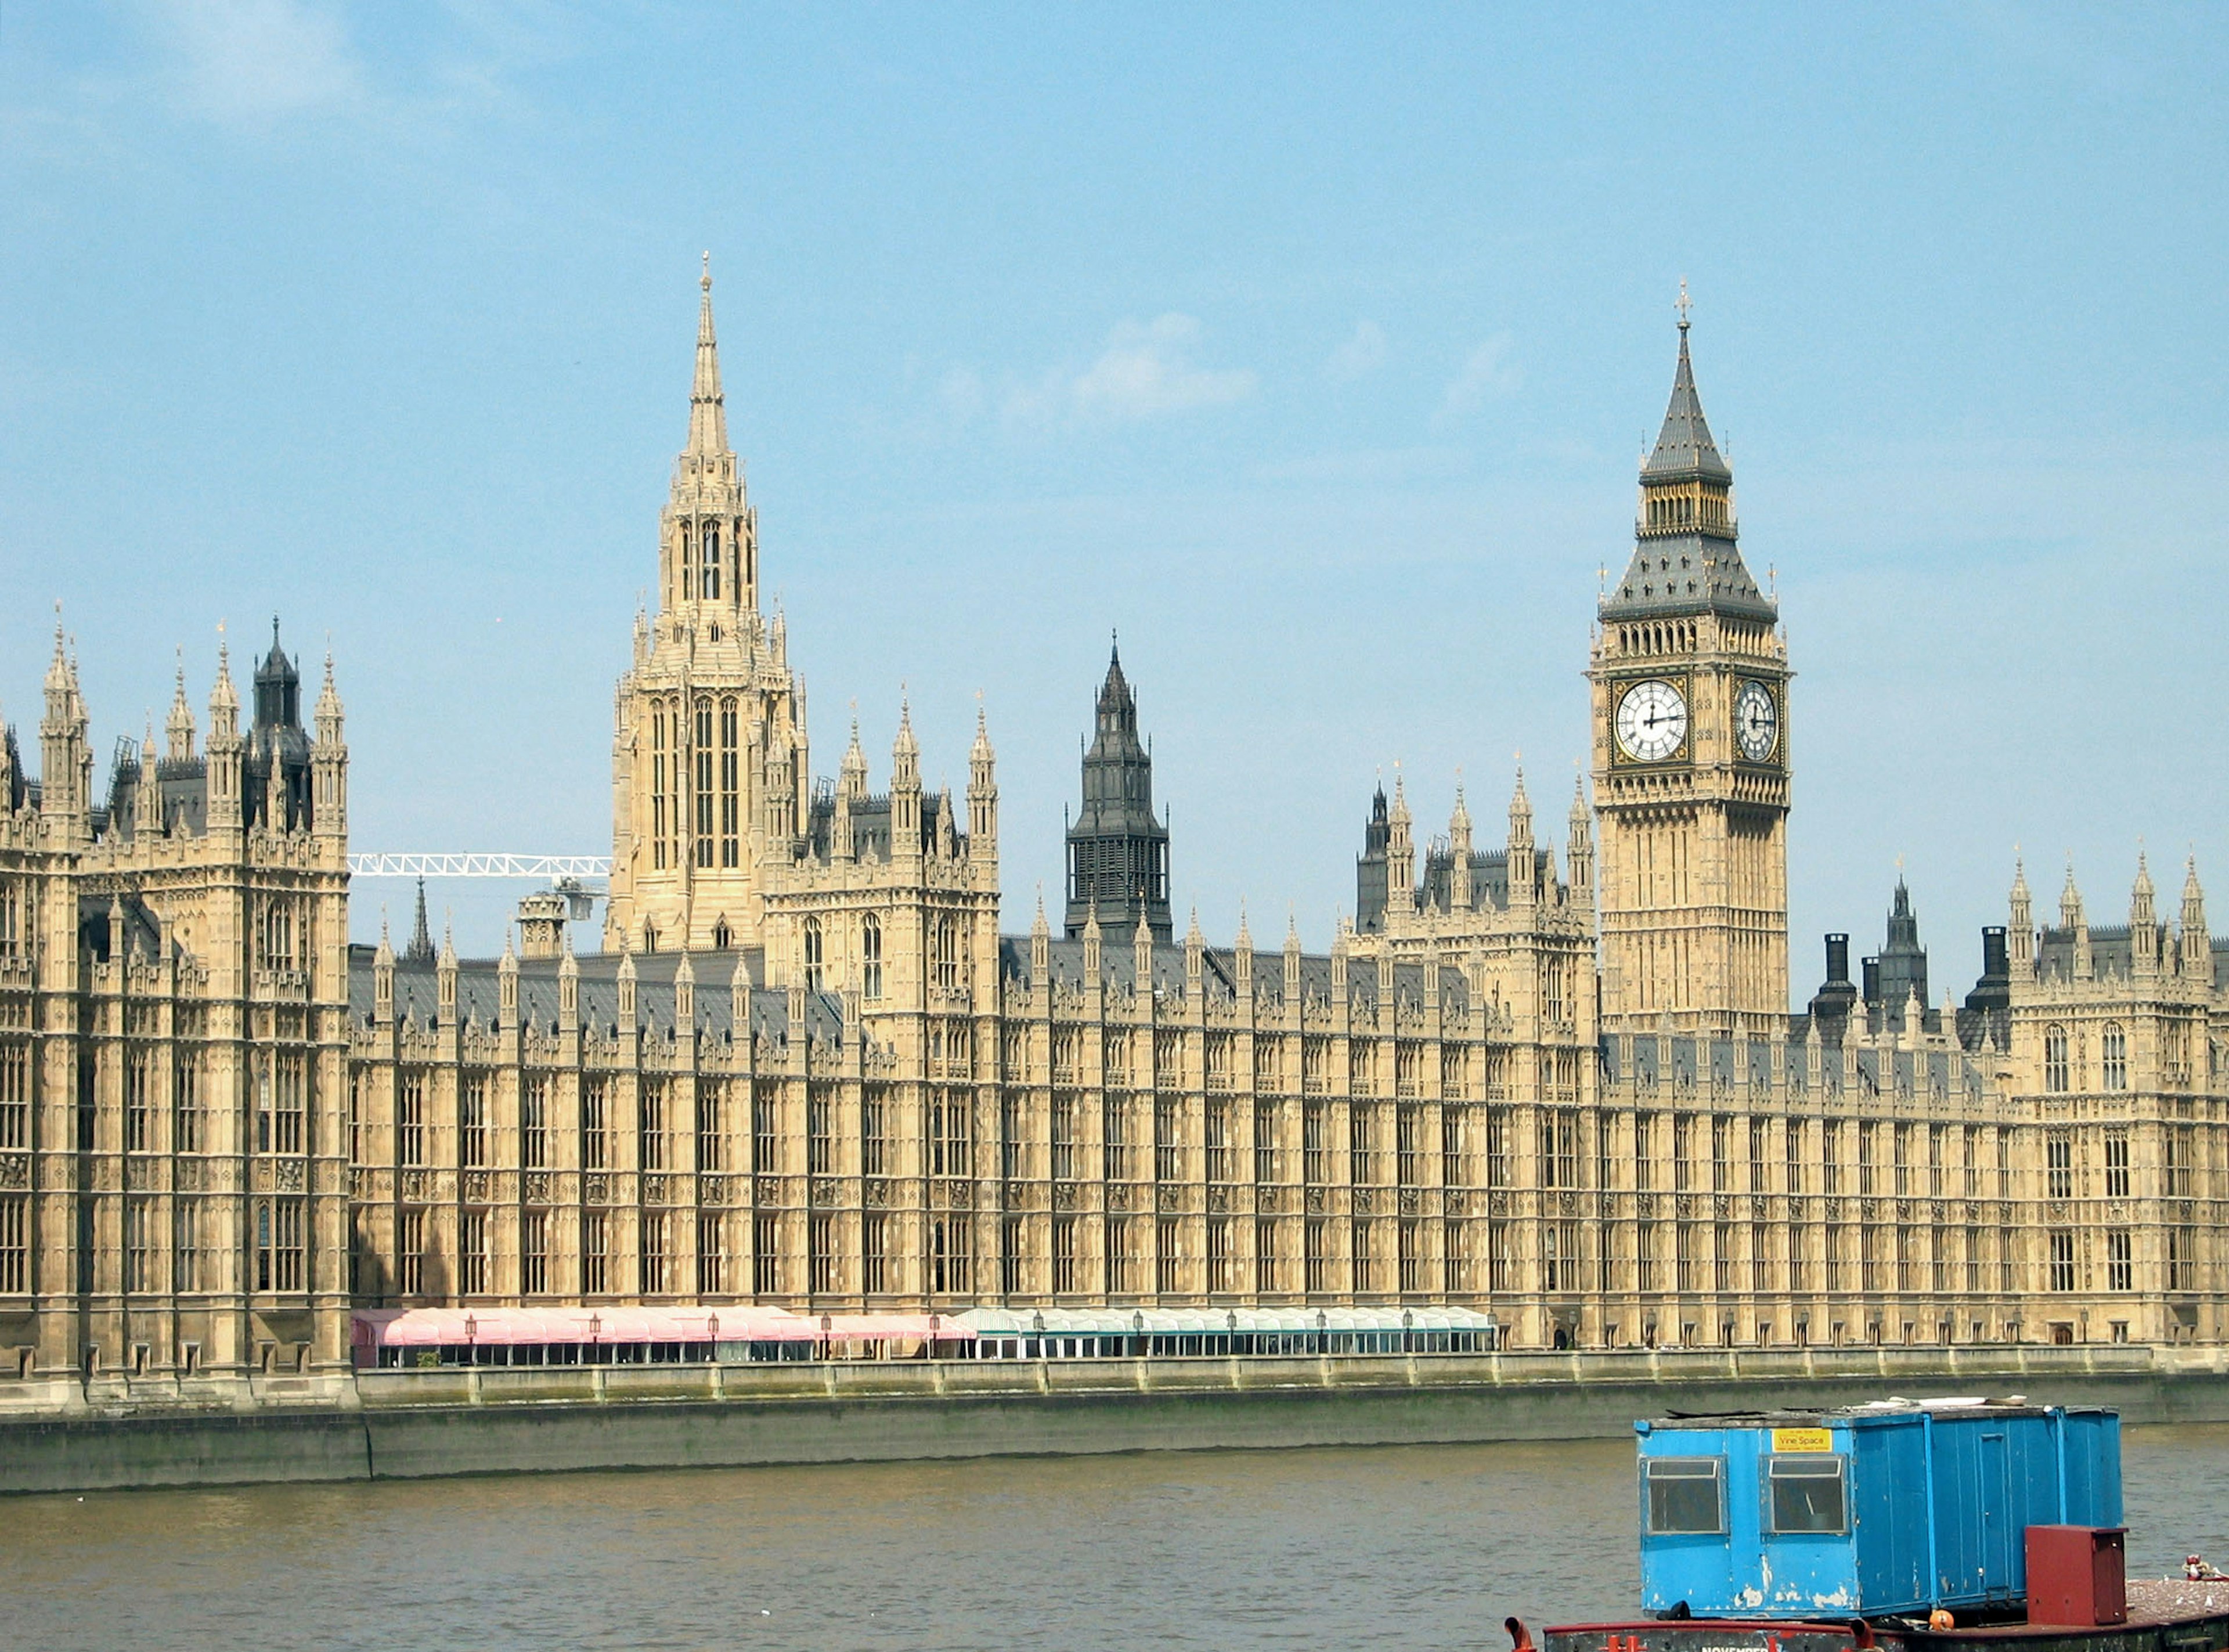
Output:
[677, 524, 694, 609]
[712, 917, 733, 951]
[2102, 1024, 2127, 1091]
[703, 523, 721, 600]
[2044, 1024, 2070, 1093]
[719, 697, 740, 868]
[803, 917, 824, 993]
[861, 912, 883, 1001]
[693, 697, 715, 868]
[932, 915, 959, 993]
[650, 704, 673, 871]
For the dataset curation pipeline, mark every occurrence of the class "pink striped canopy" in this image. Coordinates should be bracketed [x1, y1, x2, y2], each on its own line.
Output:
[352, 1306, 960, 1348]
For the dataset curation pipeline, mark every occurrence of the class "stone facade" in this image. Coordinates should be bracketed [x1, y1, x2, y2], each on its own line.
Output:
[4, 276, 2226, 1404]
[0, 628, 354, 1400]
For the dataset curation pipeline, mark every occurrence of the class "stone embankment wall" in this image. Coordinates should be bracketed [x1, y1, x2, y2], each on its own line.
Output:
[6, 1345, 2228, 1496]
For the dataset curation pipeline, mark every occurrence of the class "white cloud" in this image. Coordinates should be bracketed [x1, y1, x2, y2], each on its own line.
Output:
[1019, 313, 1256, 425]
[939, 365, 986, 420]
[1326, 319, 1387, 381]
[156, 0, 364, 125]
[1435, 334, 1521, 424]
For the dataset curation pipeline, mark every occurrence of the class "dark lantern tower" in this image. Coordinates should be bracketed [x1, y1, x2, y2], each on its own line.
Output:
[1064, 639, 1172, 942]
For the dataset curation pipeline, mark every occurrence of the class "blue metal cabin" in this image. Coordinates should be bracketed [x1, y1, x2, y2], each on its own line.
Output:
[1635, 1402, 2120, 1620]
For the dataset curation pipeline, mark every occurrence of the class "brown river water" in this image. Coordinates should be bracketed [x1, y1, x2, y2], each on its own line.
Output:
[5, 1424, 2227, 1650]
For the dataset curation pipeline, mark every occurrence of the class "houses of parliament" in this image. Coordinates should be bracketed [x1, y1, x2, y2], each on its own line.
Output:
[3, 270, 2223, 1402]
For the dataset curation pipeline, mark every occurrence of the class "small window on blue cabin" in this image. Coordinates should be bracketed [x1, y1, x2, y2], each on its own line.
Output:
[1646, 1456, 1725, 1534]
[1767, 1453, 1847, 1534]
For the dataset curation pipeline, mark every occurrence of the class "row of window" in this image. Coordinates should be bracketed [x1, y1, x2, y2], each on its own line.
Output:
[0, 1193, 297, 1297]
[2042, 1020, 2209, 1092]
[648, 695, 745, 874]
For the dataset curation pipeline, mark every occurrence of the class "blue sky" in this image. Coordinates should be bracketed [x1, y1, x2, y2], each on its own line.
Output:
[3, 3, 2226, 999]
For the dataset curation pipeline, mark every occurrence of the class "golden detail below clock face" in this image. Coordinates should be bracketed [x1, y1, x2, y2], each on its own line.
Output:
[1615, 678, 1687, 762]
[1734, 680, 1779, 762]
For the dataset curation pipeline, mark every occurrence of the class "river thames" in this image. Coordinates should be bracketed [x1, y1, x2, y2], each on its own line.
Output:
[6, 1424, 2228, 1650]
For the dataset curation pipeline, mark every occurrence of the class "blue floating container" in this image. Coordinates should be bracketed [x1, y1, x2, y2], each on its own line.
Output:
[1635, 1402, 2121, 1620]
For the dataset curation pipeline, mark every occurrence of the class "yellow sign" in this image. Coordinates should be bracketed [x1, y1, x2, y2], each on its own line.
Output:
[1772, 1427, 1833, 1453]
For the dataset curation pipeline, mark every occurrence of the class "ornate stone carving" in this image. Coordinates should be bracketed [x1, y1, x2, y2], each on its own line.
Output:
[274, 1157, 306, 1192]
[754, 1177, 780, 1209]
[0, 1152, 27, 1190]
[1053, 1181, 1080, 1211]
[586, 1173, 614, 1205]
[642, 1174, 670, 1206]
[401, 1169, 434, 1202]
[126, 1156, 161, 1192]
[463, 1170, 493, 1203]
[524, 1171, 554, 1204]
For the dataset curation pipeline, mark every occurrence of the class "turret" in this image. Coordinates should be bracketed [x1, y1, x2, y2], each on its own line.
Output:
[1184, 907, 1204, 998]
[675, 947, 695, 1027]
[1507, 767, 1535, 910]
[39, 620, 88, 835]
[436, 922, 458, 1021]
[836, 716, 867, 860]
[1283, 913, 1301, 1004]
[968, 704, 998, 854]
[165, 652, 196, 762]
[616, 942, 638, 1032]
[312, 651, 348, 840]
[1566, 775, 1594, 903]
[1448, 785, 1473, 911]
[1387, 774, 1415, 919]
[497, 936, 518, 1024]
[1133, 914, 1153, 998]
[1030, 890, 1051, 979]
[2132, 852, 2159, 973]
[730, 951, 752, 1029]
[558, 930, 580, 1031]
[890, 701, 921, 853]
[2062, 861, 2091, 979]
[1233, 907, 1253, 995]
[205, 639, 243, 831]
[2008, 857, 2035, 975]
[373, 917, 395, 1023]
[2181, 858, 2210, 976]
[1082, 901, 1103, 982]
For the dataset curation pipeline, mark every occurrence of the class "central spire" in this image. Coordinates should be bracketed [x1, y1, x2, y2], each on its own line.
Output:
[688, 252, 729, 458]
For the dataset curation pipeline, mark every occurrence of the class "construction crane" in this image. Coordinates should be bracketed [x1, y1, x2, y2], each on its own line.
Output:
[347, 853, 610, 921]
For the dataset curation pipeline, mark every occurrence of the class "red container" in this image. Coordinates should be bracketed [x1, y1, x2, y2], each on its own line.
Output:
[2026, 1525, 2129, 1626]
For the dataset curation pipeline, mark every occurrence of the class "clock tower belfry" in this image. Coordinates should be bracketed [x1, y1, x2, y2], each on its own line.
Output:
[1588, 295, 1791, 1036]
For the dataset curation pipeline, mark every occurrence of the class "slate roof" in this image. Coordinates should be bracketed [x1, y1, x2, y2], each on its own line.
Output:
[1642, 322, 1733, 484]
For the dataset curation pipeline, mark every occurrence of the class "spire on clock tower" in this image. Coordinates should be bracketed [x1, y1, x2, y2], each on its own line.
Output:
[1600, 291, 1775, 625]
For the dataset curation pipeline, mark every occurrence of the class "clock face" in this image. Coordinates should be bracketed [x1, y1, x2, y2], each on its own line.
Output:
[1734, 680, 1779, 762]
[1615, 678, 1689, 763]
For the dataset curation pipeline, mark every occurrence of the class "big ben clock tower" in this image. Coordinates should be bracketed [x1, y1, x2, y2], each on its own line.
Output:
[1588, 292, 1791, 1036]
